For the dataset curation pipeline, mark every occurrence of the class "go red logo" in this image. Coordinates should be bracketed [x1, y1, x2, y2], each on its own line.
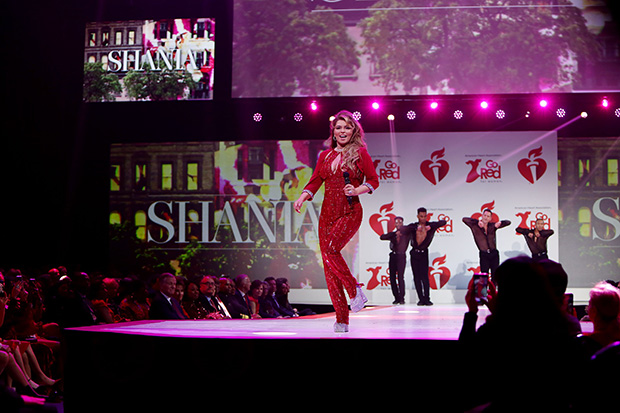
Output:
[466, 159, 502, 182]
[518, 146, 547, 184]
[420, 148, 450, 185]
[378, 160, 400, 180]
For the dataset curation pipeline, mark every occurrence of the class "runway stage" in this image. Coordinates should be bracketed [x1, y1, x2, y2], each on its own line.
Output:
[62, 305, 591, 412]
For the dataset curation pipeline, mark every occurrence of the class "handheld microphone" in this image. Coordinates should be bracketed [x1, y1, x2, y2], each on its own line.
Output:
[343, 171, 352, 205]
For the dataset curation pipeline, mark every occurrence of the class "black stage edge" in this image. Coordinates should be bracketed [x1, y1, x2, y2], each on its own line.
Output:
[63, 329, 466, 412]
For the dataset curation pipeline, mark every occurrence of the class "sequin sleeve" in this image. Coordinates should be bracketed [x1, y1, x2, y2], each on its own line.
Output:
[302, 150, 328, 200]
[358, 147, 379, 193]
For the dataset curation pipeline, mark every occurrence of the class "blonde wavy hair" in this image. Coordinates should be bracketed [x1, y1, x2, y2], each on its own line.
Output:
[325, 110, 367, 175]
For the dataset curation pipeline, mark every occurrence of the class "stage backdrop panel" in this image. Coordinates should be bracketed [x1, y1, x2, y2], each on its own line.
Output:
[358, 131, 558, 300]
[108, 131, 557, 305]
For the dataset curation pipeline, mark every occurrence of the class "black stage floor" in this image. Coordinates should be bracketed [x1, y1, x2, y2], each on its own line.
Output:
[62, 305, 592, 412]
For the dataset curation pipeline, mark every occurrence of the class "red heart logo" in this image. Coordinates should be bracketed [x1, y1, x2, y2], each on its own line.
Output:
[420, 148, 450, 185]
[518, 146, 547, 184]
[369, 202, 397, 236]
[428, 255, 451, 289]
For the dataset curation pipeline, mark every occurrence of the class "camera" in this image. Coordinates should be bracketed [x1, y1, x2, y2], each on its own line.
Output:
[472, 273, 489, 305]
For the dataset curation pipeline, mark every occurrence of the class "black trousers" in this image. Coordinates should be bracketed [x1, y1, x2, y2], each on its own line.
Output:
[410, 249, 430, 303]
[388, 252, 407, 302]
[479, 249, 500, 282]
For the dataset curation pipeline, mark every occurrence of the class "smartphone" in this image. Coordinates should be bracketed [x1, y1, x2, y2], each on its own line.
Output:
[564, 293, 574, 315]
[473, 273, 489, 305]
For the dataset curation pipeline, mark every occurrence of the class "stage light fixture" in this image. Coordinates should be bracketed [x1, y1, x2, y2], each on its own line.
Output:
[539, 99, 548, 108]
[496, 109, 505, 119]
[581, 111, 588, 118]
[602, 97, 609, 108]
[253, 113, 262, 122]
[525, 111, 531, 118]
[372, 102, 380, 110]
[406, 110, 416, 120]
[556, 108, 566, 118]
[387, 114, 395, 121]
[615, 108, 620, 118]
[352, 111, 362, 121]
[480, 101, 489, 109]
[454, 110, 463, 119]
[294, 113, 303, 122]
[430, 101, 438, 109]
[310, 101, 318, 111]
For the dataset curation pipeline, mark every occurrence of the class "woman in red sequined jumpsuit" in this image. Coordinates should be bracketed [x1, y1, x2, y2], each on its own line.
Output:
[294, 110, 379, 332]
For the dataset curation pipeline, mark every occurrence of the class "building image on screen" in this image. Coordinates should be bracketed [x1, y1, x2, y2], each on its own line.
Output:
[84, 18, 215, 102]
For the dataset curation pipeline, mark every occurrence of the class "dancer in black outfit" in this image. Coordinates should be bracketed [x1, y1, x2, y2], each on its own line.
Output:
[462, 209, 511, 284]
[516, 218, 554, 261]
[406, 208, 446, 306]
[380, 216, 411, 305]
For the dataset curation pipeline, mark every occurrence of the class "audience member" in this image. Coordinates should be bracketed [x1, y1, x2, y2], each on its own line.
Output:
[227, 274, 258, 319]
[458, 256, 579, 411]
[118, 278, 151, 321]
[275, 278, 315, 317]
[182, 280, 211, 320]
[262, 277, 289, 318]
[148, 273, 188, 320]
[575, 281, 620, 358]
[537, 259, 582, 336]
[198, 276, 231, 319]
[248, 280, 264, 318]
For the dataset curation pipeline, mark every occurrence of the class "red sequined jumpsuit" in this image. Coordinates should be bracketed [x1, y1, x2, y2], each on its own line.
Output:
[303, 147, 379, 325]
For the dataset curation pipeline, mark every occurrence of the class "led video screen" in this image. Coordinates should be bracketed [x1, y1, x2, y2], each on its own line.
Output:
[84, 18, 215, 101]
[232, 0, 618, 98]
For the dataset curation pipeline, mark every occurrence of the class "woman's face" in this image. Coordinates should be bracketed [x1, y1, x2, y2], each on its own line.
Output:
[334, 119, 354, 148]
[187, 283, 200, 300]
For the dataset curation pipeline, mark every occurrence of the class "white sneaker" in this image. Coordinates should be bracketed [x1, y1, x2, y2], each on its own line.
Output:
[350, 285, 368, 313]
[334, 322, 349, 333]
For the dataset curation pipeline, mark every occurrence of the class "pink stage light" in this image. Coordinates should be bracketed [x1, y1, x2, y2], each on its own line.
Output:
[480, 101, 489, 109]
[430, 101, 438, 109]
[372, 102, 380, 110]
[310, 101, 318, 111]
[539, 99, 548, 108]
[602, 97, 609, 108]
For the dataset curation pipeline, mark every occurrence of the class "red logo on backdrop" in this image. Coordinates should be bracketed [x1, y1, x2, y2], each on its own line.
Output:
[366, 266, 387, 290]
[369, 202, 397, 235]
[420, 148, 450, 185]
[466, 159, 501, 182]
[516, 211, 551, 232]
[515, 211, 532, 234]
[518, 146, 547, 184]
[471, 201, 500, 221]
[428, 255, 451, 289]
[436, 213, 453, 233]
[378, 160, 400, 180]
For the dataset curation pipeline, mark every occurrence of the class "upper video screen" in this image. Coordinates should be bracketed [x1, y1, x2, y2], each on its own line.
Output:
[84, 18, 215, 102]
[232, 0, 618, 98]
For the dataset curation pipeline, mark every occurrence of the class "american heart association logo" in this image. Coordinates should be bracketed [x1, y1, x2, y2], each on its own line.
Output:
[369, 202, 397, 236]
[428, 255, 451, 289]
[420, 147, 450, 185]
[518, 146, 547, 184]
